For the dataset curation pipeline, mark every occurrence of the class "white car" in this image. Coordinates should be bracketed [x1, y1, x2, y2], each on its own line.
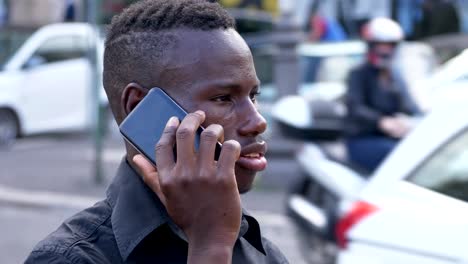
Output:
[337, 100, 468, 264]
[0, 23, 105, 145]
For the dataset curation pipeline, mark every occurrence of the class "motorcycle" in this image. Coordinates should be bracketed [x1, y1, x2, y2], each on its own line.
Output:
[271, 95, 368, 262]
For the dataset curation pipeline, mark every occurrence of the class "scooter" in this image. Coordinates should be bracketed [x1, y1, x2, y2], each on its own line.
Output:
[271, 95, 367, 262]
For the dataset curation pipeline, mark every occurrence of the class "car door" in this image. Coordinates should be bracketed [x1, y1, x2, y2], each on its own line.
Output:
[400, 128, 468, 263]
[18, 34, 91, 133]
[347, 126, 468, 263]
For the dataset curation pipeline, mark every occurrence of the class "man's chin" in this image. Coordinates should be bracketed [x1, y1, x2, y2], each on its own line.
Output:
[235, 168, 258, 194]
[238, 184, 253, 194]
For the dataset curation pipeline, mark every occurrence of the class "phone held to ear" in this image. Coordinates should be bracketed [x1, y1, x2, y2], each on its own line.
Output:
[119, 88, 222, 166]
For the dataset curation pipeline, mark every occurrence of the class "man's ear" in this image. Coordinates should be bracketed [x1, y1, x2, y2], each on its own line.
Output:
[121, 82, 148, 117]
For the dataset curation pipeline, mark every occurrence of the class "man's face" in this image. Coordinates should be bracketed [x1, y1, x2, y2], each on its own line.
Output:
[154, 29, 267, 193]
[368, 42, 397, 69]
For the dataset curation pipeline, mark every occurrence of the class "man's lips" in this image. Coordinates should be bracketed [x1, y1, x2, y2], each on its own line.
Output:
[236, 141, 268, 171]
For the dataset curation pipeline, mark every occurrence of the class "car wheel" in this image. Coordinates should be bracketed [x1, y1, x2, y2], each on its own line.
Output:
[0, 110, 18, 148]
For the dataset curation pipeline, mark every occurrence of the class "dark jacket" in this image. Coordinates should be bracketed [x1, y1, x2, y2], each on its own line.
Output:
[345, 63, 421, 137]
[25, 160, 289, 264]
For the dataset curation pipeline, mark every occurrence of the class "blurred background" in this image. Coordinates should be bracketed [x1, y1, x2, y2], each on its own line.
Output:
[1, 0, 468, 263]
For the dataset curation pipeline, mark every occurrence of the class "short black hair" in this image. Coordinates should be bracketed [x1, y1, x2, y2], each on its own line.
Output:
[103, 0, 235, 123]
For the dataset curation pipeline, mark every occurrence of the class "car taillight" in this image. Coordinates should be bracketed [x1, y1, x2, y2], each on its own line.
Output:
[335, 201, 378, 249]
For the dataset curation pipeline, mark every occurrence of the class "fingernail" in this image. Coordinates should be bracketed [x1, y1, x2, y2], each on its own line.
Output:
[195, 110, 204, 116]
[167, 116, 178, 127]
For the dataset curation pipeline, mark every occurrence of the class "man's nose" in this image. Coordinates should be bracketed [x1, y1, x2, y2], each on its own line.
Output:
[238, 102, 267, 137]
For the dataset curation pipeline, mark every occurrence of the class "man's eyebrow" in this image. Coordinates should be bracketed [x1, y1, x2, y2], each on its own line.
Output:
[203, 79, 261, 91]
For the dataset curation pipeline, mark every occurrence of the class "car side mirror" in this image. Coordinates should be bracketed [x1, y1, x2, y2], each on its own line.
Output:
[23, 55, 46, 70]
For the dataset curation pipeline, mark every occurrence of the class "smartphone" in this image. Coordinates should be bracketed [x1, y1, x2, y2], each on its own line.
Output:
[120, 87, 222, 166]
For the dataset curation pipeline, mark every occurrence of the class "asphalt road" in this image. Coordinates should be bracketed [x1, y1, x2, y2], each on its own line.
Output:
[0, 133, 317, 264]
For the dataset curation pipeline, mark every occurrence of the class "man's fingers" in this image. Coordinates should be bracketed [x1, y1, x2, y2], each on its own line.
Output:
[133, 154, 155, 176]
[217, 140, 241, 178]
[176, 110, 205, 162]
[198, 124, 224, 166]
[155, 117, 179, 170]
[133, 154, 167, 206]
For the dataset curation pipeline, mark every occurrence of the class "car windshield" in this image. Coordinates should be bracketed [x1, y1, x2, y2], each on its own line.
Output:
[0, 30, 32, 70]
[407, 128, 468, 203]
[0, 43, 20, 70]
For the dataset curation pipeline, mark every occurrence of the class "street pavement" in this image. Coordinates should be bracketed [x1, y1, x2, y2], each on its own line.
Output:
[0, 133, 316, 264]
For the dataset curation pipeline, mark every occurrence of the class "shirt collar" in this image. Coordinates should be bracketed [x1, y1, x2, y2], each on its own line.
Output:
[242, 210, 267, 255]
[106, 159, 169, 261]
[106, 159, 266, 260]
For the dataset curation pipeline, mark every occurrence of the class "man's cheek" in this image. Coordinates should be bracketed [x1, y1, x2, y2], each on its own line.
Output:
[205, 114, 236, 138]
[203, 107, 235, 126]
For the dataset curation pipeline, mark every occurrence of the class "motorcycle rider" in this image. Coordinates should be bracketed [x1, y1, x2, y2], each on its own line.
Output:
[345, 17, 421, 172]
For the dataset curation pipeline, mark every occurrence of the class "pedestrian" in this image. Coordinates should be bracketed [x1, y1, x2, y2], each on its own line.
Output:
[413, 0, 460, 39]
[308, 13, 347, 42]
[345, 18, 421, 172]
[25, 0, 288, 263]
[64, 0, 75, 22]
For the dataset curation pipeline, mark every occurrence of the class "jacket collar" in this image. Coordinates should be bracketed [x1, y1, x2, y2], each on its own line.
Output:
[106, 159, 265, 261]
[106, 159, 169, 261]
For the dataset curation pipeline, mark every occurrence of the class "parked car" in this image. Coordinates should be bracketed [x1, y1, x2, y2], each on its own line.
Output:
[0, 23, 105, 146]
[337, 99, 468, 264]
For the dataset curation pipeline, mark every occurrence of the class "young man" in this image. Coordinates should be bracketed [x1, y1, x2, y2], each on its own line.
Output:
[25, 0, 288, 263]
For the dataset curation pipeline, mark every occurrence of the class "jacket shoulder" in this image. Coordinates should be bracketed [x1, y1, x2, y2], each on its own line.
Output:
[261, 236, 289, 264]
[25, 200, 115, 264]
[348, 63, 369, 77]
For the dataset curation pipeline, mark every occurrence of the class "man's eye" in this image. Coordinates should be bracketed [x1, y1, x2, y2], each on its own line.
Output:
[250, 91, 261, 102]
[212, 95, 232, 102]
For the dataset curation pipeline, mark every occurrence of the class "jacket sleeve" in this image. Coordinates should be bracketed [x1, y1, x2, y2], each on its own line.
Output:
[398, 80, 422, 116]
[346, 68, 383, 131]
[392, 69, 422, 115]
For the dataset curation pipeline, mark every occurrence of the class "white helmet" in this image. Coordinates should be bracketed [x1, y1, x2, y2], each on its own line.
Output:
[362, 17, 404, 43]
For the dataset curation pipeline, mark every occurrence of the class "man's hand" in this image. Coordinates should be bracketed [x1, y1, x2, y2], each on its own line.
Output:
[378, 116, 412, 138]
[133, 110, 241, 264]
